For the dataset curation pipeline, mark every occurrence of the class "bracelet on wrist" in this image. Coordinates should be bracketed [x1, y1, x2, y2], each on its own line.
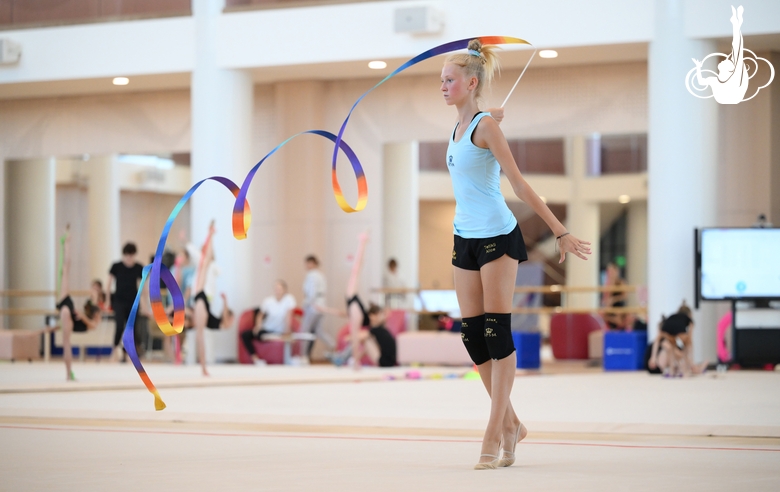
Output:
[556, 232, 570, 240]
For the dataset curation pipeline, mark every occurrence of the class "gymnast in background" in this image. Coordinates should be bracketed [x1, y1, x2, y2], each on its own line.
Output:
[56, 226, 105, 381]
[320, 232, 397, 370]
[188, 221, 234, 376]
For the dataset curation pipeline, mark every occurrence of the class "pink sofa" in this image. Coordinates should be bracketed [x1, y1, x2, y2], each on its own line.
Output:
[237, 307, 303, 364]
[396, 331, 472, 366]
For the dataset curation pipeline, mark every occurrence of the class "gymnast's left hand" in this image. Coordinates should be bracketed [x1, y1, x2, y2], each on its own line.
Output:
[486, 107, 504, 124]
[558, 234, 592, 263]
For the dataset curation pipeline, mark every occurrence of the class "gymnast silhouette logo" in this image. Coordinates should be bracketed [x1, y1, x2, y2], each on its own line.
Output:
[685, 5, 774, 104]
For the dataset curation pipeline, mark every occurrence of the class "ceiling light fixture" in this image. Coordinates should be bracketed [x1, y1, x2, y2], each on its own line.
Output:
[368, 61, 387, 70]
[113, 77, 129, 86]
[618, 195, 631, 204]
[539, 50, 558, 59]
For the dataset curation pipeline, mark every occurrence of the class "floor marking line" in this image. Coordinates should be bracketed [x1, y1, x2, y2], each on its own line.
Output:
[2, 424, 779, 453]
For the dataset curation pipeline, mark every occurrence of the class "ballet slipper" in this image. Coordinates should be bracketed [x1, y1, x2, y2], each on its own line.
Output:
[499, 422, 528, 467]
[474, 438, 502, 470]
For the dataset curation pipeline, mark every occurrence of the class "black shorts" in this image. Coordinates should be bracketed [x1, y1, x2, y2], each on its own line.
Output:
[452, 225, 528, 271]
[369, 326, 397, 367]
[194, 291, 222, 329]
[57, 295, 88, 332]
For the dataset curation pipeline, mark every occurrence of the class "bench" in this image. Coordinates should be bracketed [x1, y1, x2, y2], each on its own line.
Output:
[52, 319, 115, 361]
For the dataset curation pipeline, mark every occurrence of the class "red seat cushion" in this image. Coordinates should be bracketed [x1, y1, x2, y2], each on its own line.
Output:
[550, 313, 604, 360]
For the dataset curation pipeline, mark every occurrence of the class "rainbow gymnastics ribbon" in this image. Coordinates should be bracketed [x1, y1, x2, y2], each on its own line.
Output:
[123, 36, 532, 410]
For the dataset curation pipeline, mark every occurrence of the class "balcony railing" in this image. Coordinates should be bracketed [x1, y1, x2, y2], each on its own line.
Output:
[0, 0, 191, 30]
[419, 138, 566, 175]
[224, 0, 386, 12]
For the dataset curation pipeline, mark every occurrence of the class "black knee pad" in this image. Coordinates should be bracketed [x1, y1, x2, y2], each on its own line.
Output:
[484, 313, 515, 360]
[460, 315, 490, 365]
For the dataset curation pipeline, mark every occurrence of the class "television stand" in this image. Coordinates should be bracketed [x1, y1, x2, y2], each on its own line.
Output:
[731, 300, 780, 367]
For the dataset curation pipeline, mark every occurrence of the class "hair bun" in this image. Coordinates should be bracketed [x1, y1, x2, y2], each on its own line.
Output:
[467, 39, 483, 52]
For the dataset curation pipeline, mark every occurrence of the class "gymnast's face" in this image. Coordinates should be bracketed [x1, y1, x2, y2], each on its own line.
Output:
[274, 281, 286, 299]
[440, 63, 474, 106]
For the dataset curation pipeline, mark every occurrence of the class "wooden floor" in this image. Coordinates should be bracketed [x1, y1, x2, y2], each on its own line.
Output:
[1, 361, 779, 491]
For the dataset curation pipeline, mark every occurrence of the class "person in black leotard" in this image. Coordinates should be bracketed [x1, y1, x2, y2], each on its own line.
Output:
[648, 301, 707, 377]
[56, 227, 104, 381]
[188, 221, 234, 376]
[320, 232, 397, 370]
[329, 296, 397, 368]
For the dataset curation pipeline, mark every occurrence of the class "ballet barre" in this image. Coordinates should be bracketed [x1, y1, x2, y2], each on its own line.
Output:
[0, 290, 92, 297]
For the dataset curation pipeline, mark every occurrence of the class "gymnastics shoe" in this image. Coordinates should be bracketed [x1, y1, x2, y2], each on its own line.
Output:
[474, 438, 502, 470]
[498, 422, 528, 467]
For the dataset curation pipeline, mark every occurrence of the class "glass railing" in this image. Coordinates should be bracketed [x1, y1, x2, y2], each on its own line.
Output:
[419, 138, 566, 175]
[224, 0, 385, 12]
[586, 133, 647, 176]
[0, 0, 191, 30]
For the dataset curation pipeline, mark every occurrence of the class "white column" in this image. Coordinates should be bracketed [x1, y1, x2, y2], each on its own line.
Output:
[383, 141, 419, 310]
[648, 0, 718, 361]
[626, 200, 648, 306]
[0, 158, 5, 320]
[565, 136, 600, 308]
[192, 0, 254, 361]
[87, 155, 120, 283]
[6, 158, 56, 329]
[771, 52, 780, 225]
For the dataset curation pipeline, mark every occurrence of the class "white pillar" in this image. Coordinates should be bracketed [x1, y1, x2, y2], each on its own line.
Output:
[6, 158, 56, 329]
[626, 200, 648, 306]
[565, 136, 600, 308]
[0, 158, 5, 322]
[648, 0, 718, 361]
[192, 0, 254, 361]
[383, 141, 419, 309]
[87, 155, 120, 283]
[771, 52, 780, 225]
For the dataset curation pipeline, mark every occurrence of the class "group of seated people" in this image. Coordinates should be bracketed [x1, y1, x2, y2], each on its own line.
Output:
[164, 225, 396, 373]
[240, 232, 397, 370]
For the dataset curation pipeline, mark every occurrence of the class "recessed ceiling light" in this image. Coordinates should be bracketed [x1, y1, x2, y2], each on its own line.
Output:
[618, 194, 631, 204]
[539, 50, 558, 59]
[113, 77, 129, 86]
[368, 61, 387, 70]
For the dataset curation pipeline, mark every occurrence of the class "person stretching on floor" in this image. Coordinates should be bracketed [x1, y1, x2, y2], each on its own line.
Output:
[56, 227, 104, 381]
[319, 232, 395, 370]
[648, 301, 707, 377]
[190, 221, 234, 376]
[331, 302, 397, 368]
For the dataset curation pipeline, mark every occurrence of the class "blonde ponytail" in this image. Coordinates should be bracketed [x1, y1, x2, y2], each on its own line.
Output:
[444, 39, 501, 101]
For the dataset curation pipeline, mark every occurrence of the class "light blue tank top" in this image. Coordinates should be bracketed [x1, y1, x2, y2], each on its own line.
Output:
[446, 112, 517, 238]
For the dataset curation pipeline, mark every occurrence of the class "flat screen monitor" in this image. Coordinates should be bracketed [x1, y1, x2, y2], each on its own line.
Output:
[414, 290, 461, 317]
[700, 228, 780, 300]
